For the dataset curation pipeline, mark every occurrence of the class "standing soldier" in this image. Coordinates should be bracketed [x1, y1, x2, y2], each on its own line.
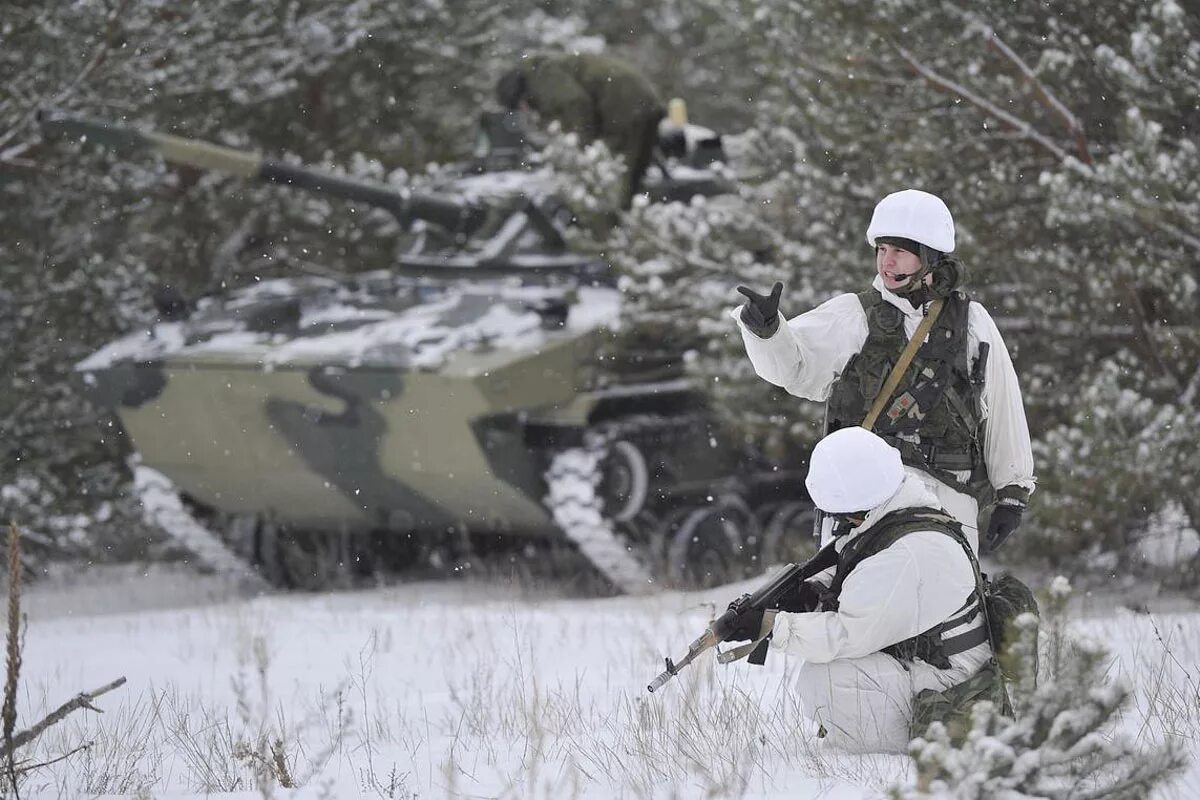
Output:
[732, 189, 1035, 554]
[495, 52, 665, 209]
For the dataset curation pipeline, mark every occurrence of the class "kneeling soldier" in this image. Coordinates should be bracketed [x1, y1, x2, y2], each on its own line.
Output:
[728, 426, 994, 753]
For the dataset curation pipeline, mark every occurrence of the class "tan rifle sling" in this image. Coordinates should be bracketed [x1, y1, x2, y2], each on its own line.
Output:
[860, 297, 945, 431]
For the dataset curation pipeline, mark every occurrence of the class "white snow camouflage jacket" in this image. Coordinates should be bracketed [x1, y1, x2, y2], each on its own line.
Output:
[769, 473, 991, 671]
[730, 275, 1036, 497]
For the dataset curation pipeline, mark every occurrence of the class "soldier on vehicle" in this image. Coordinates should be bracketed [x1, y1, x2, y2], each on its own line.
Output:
[723, 427, 999, 753]
[495, 52, 665, 209]
[732, 189, 1035, 554]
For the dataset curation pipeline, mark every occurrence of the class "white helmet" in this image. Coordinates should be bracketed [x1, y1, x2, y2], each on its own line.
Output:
[805, 427, 905, 513]
[865, 189, 955, 253]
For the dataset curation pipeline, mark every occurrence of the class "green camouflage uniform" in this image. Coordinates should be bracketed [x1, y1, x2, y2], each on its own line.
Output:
[517, 53, 664, 208]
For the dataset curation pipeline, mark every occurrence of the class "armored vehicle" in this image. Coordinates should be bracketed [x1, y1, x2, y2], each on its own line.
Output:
[41, 111, 813, 594]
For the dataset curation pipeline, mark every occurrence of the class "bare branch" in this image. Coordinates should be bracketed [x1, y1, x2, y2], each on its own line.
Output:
[0, 0, 133, 154]
[3, 524, 23, 797]
[888, 22, 1195, 254]
[12, 741, 92, 775]
[1125, 205, 1200, 252]
[961, 17, 1094, 165]
[790, 49, 909, 90]
[1182, 365, 1200, 407]
[47, 0, 134, 109]
[892, 31, 1197, 254]
[891, 42, 1087, 170]
[0, 677, 127, 758]
[0, 145, 41, 176]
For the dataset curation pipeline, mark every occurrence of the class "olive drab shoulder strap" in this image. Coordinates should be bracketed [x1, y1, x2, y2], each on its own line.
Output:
[842, 291, 988, 498]
[885, 509, 1009, 680]
[825, 507, 960, 600]
[831, 507, 983, 599]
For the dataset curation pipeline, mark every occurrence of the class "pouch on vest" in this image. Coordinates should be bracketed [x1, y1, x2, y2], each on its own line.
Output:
[910, 660, 1010, 744]
[985, 572, 1040, 684]
[908, 571, 1039, 743]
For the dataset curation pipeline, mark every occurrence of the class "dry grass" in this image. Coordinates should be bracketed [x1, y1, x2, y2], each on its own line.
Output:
[1101, 612, 1200, 798]
[5, 566, 1199, 798]
[2, 524, 128, 796]
[11, 601, 911, 797]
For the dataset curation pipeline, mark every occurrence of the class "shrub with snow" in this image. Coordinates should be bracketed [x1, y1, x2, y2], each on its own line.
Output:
[897, 577, 1188, 799]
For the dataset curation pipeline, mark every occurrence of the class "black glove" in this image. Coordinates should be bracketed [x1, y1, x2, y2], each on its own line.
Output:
[983, 501, 1024, 554]
[736, 281, 783, 338]
[772, 578, 822, 613]
[721, 605, 767, 642]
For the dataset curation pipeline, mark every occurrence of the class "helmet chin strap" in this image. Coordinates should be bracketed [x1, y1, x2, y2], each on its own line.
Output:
[880, 240, 942, 298]
[890, 243, 940, 295]
[889, 265, 937, 309]
[890, 264, 930, 293]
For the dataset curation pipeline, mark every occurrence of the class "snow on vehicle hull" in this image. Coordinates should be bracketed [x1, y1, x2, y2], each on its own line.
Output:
[79, 276, 617, 537]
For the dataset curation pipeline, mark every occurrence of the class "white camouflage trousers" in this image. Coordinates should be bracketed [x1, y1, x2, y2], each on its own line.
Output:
[795, 651, 969, 754]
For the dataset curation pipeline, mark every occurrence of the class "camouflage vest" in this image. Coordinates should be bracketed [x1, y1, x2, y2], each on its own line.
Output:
[827, 290, 988, 495]
[819, 508, 989, 670]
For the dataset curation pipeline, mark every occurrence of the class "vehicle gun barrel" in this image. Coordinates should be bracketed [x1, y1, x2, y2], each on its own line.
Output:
[38, 111, 486, 234]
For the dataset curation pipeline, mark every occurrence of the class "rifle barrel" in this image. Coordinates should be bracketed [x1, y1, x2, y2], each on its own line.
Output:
[647, 666, 674, 694]
[646, 629, 717, 693]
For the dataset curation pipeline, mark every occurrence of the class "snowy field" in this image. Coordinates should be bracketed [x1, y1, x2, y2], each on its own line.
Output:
[13, 565, 1200, 799]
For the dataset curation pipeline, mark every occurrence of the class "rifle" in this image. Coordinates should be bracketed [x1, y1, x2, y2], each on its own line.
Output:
[646, 541, 838, 693]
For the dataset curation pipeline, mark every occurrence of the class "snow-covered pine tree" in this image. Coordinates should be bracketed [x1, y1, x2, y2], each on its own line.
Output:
[4, 0, 1197, 577]
[543, 118, 823, 465]
[577, 0, 1200, 574]
[897, 577, 1188, 799]
[1023, 0, 1200, 573]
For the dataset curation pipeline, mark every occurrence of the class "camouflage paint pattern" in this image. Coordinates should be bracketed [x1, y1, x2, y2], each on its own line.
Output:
[79, 276, 622, 538]
[50, 109, 739, 555]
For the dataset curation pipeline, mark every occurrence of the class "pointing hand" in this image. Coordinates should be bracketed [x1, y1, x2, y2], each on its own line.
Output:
[736, 281, 784, 338]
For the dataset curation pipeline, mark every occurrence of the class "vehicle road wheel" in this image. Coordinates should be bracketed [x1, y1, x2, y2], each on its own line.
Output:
[759, 501, 818, 568]
[666, 497, 754, 590]
[227, 514, 260, 562]
[597, 440, 650, 523]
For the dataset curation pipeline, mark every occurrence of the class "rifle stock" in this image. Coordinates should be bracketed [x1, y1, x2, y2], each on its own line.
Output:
[646, 540, 838, 693]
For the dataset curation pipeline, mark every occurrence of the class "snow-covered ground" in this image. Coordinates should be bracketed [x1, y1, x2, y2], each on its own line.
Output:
[13, 566, 1200, 799]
